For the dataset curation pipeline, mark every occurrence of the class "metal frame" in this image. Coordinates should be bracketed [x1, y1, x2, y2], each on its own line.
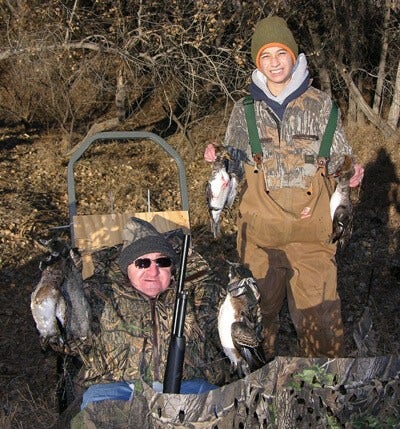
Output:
[67, 131, 189, 243]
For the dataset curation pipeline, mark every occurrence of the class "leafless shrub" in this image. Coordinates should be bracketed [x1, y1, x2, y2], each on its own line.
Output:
[0, 1, 398, 139]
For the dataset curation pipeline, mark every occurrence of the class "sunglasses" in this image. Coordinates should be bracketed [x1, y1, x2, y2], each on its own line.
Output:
[134, 257, 173, 269]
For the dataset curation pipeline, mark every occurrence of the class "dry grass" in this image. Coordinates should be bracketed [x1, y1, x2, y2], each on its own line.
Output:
[0, 115, 399, 427]
[1, 385, 59, 429]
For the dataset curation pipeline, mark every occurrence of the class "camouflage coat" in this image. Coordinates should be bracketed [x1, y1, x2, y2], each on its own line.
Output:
[224, 86, 353, 190]
[73, 245, 229, 389]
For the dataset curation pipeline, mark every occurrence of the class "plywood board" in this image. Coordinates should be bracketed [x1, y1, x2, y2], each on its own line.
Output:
[73, 210, 190, 279]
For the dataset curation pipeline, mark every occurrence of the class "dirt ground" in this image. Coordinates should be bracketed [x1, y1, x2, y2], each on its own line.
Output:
[1, 115, 400, 428]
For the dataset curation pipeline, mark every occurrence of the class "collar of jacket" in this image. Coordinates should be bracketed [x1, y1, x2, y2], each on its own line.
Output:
[248, 76, 310, 121]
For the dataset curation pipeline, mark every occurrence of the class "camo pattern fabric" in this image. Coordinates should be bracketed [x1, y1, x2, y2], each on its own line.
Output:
[71, 355, 400, 429]
[71, 240, 230, 390]
[224, 86, 353, 190]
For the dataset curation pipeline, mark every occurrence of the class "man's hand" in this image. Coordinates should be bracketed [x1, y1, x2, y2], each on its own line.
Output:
[204, 143, 217, 162]
[350, 163, 364, 187]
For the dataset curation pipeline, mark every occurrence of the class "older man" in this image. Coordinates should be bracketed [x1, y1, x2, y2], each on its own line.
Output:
[47, 217, 229, 413]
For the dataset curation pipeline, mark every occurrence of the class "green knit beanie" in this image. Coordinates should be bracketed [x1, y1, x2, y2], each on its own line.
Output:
[251, 16, 298, 68]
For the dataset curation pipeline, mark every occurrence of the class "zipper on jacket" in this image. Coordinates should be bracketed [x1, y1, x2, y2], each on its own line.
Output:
[264, 104, 282, 144]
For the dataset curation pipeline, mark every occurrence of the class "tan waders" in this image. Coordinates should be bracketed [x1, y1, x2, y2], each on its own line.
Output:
[237, 163, 344, 358]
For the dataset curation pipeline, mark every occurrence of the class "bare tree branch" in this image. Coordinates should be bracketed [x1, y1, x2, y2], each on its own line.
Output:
[372, 0, 391, 114]
[0, 0, 398, 139]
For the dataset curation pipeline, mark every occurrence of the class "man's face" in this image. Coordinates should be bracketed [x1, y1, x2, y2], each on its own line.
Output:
[258, 46, 295, 95]
[127, 252, 173, 298]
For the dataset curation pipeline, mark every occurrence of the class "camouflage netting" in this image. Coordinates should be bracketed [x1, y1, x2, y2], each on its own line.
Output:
[70, 356, 400, 429]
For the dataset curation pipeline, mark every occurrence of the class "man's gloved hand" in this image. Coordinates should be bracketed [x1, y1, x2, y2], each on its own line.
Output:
[350, 163, 364, 187]
[204, 143, 216, 162]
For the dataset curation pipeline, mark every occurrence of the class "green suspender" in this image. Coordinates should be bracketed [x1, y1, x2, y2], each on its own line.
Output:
[243, 95, 262, 160]
[318, 101, 338, 158]
[243, 96, 339, 161]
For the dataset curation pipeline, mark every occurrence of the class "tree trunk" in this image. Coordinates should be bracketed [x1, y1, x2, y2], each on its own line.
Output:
[318, 67, 332, 97]
[348, 75, 366, 126]
[356, 75, 366, 126]
[387, 60, 400, 130]
[307, 23, 332, 96]
[348, 91, 357, 125]
[340, 67, 398, 138]
[372, 0, 391, 114]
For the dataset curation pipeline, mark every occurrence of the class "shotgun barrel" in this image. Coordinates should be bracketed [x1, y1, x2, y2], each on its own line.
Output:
[163, 234, 191, 393]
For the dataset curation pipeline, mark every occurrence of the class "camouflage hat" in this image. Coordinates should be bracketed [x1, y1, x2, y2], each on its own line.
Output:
[118, 217, 178, 274]
[251, 16, 298, 69]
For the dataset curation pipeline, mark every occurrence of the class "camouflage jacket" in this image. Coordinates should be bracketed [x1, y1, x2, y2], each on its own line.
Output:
[224, 86, 353, 190]
[72, 244, 230, 389]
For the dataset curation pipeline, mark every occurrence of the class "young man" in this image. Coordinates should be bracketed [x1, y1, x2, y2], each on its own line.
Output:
[205, 16, 363, 359]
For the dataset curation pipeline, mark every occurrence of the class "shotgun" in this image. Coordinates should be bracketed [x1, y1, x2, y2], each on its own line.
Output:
[163, 233, 191, 393]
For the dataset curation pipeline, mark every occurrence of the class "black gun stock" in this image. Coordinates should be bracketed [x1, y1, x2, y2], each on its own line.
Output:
[163, 233, 191, 393]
